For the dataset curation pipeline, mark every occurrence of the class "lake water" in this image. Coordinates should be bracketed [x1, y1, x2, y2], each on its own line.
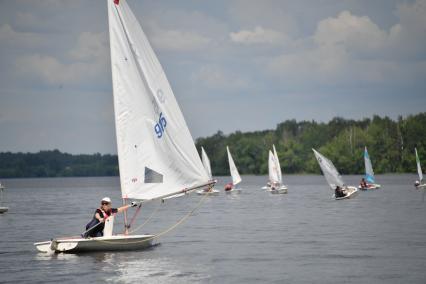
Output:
[1, 174, 426, 283]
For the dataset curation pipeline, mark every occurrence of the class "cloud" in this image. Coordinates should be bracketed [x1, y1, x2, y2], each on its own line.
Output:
[150, 25, 212, 51]
[230, 26, 286, 45]
[0, 24, 43, 48]
[191, 65, 248, 90]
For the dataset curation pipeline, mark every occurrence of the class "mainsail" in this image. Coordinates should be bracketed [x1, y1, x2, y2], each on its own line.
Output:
[227, 146, 242, 186]
[272, 144, 282, 184]
[108, 0, 210, 201]
[268, 151, 280, 184]
[201, 147, 212, 180]
[364, 147, 375, 183]
[415, 148, 423, 182]
[312, 149, 345, 189]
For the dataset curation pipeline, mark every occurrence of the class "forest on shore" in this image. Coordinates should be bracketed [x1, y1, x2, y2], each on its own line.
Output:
[0, 113, 425, 178]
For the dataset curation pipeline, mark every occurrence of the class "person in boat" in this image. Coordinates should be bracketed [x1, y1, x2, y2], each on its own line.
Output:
[83, 197, 137, 238]
[415, 180, 420, 189]
[224, 183, 233, 191]
[335, 186, 346, 198]
[360, 178, 368, 189]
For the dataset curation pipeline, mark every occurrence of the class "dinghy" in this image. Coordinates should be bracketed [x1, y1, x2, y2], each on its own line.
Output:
[359, 147, 381, 190]
[266, 147, 288, 194]
[0, 183, 8, 214]
[224, 146, 242, 193]
[312, 149, 358, 200]
[34, 0, 214, 254]
[196, 147, 219, 195]
[415, 148, 426, 189]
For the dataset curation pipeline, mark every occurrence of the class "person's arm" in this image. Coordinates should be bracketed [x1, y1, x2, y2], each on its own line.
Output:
[95, 212, 104, 223]
[116, 202, 139, 213]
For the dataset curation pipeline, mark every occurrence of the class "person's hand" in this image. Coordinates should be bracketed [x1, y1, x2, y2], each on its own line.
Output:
[99, 218, 104, 223]
[130, 201, 138, 207]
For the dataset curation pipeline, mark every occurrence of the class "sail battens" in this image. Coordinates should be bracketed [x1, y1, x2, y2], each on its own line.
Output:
[108, 0, 209, 200]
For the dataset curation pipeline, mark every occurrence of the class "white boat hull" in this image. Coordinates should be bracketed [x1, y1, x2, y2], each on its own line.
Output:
[196, 189, 220, 196]
[0, 207, 8, 213]
[358, 183, 381, 190]
[415, 184, 426, 190]
[267, 185, 288, 194]
[334, 186, 359, 200]
[34, 234, 154, 253]
[225, 188, 242, 194]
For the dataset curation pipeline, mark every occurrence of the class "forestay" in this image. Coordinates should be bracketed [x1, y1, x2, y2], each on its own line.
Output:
[201, 147, 212, 180]
[272, 145, 282, 184]
[268, 151, 280, 184]
[227, 146, 242, 186]
[313, 149, 345, 189]
[415, 148, 423, 182]
[364, 147, 375, 183]
[108, 0, 209, 200]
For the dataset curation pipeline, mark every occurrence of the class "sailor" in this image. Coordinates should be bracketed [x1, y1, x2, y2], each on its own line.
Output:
[83, 197, 137, 238]
[224, 183, 233, 191]
[335, 186, 346, 198]
[360, 178, 368, 189]
[415, 180, 420, 189]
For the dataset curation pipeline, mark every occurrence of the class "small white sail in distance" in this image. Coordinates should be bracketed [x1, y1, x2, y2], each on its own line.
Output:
[108, 0, 211, 201]
[364, 146, 375, 183]
[312, 149, 345, 189]
[415, 148, 423, 182]
[201, 147, 213, 180]
[268, 150, 280, 184]
[227, 146, 242, 186]
[272, 144, 282, 184]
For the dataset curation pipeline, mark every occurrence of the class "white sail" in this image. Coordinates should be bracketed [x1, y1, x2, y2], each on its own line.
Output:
[415, 148, 423, 182]
[227, 146, 242, 186]
[364, 146, 375, 183]
[108, 0, 210, 201]
[201, 147, 212, 179]
[268, 151, 280, 184]
[312, 149, 345, 189]
[272, 144, 282, 184]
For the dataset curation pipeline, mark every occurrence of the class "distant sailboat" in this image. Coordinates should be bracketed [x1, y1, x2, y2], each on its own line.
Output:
[266, 145, 288, 194]
[224, 146, 242, 193]
[415, 148, 426, 189]
[0, 182, 8, 214]
[312, 149, 358, 200]
[359, 147, 381, 190]
[197, 147, 219, 195]
[34, 0, 214, 253]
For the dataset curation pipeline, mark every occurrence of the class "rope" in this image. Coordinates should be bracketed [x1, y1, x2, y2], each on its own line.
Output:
[92, 192, 209, 244]
[128, 203, 161, 234]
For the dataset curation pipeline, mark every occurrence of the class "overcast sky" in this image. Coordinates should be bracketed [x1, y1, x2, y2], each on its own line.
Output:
[0, 0, 425, 154]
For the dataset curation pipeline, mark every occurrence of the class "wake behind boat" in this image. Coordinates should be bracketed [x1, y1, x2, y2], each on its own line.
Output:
[313, 149, 358, 200]
[34, 0, 215, 254]
[359, 147, 381, 190]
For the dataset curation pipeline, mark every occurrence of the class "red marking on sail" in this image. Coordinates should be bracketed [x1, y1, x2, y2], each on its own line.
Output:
[114, 0, 119, 4]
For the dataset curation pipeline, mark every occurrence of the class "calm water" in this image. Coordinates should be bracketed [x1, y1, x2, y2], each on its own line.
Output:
[1, 175, 425, 283]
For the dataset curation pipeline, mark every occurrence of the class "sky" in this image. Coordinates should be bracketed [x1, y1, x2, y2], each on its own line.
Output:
[0, 0, 425, 154]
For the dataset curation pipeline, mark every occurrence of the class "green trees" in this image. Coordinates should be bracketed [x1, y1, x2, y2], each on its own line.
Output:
[196, 113, 426, 176]
[0, 113, 425, 178]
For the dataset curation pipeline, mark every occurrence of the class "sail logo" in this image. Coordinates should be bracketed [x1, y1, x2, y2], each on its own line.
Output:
[154, 112, 167, 138]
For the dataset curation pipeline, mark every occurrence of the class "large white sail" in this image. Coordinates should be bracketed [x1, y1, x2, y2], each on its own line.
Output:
[108, 0, 210, 200]
[268, 151, 280, 184]
[227, 146, 242, 186]
[364, 146, 375, 183]
[272, 144, 282, 184]
[201, 147, 212, 180]
[312, 149, 345, 189]
[415, 148, 423, 182]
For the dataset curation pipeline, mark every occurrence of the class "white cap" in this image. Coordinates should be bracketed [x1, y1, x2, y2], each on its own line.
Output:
[101, 197, 112, 203]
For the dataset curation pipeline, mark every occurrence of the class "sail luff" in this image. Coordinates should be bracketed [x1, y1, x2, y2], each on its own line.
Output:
[108, 0, 209, 200]
[364, 146, 375, 183]
[227, 146, 242, 186]
[415, 148, 423, 182]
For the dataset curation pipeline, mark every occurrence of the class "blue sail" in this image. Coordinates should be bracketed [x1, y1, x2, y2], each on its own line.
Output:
[364, 147, 375, 183]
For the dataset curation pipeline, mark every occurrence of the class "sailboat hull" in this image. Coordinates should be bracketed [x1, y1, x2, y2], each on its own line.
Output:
[267, 185, 288, 194]
[334, 186, 359, 200]
[196, 189, 220, 196]
[358, 183, 381, 190]
[34, 234, 154, 253]
[415, 184, 426, 190]
[0, 207, 8, 213]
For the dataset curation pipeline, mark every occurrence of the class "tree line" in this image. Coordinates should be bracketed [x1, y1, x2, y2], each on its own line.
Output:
[0, 113, 425, 178]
